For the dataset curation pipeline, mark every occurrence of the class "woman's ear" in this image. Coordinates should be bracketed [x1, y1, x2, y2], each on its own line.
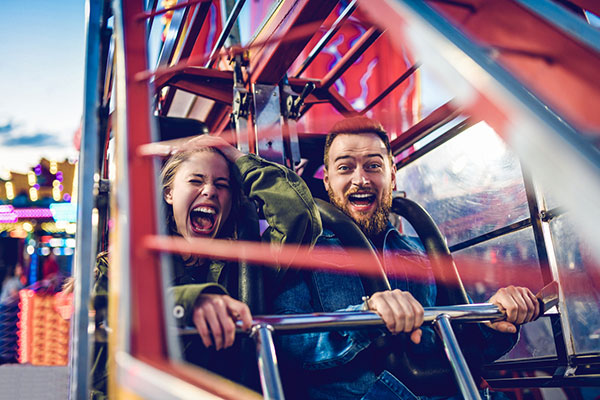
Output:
[164, 188, 173, 205]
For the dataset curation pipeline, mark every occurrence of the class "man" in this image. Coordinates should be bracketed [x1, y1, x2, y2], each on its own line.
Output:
[274, 116, 539, 400]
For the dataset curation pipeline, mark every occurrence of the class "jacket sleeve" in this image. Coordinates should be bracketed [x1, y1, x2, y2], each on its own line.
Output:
[476, 319, 519, 363]
[171, 283, 228, 326]
[273, 271, 383, 370]
[236, 154, 322, 250]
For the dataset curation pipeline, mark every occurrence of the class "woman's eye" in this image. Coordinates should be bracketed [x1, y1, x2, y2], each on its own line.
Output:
[217, 184, 230, 190]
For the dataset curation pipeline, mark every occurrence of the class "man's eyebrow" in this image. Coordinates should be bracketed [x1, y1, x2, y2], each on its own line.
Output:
[333, 154, 354, 163]
[333, 153, 385, 163]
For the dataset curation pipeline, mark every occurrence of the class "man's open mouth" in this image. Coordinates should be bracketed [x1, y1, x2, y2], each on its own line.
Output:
[190, 206, 218, 234]
[348, 193, 376, 208]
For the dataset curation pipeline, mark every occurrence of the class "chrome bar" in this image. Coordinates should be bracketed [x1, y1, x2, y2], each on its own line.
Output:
[252, 324, 285, 400]
[156, 0, 188, 67]
[205, 0, 247, 68]
[293, 0, 357, 77]
[178, 303, 505, 336]
[251, 303, 503, 332]
[177, 296, 557, 400]
[70, 0, 102, 398]
[433, 314, 482, 400]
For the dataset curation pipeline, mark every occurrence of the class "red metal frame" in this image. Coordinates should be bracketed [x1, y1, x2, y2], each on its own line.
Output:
[426, 0, 600, 134]
[121, 0, 167, 361]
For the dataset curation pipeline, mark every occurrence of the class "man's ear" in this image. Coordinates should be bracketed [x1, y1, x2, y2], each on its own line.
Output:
[323, 167, 330, 192]
[164, 188, 173, 205]
[391, 163, 397, 191]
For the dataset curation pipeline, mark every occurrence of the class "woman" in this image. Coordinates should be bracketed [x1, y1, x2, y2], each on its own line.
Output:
[89, 135, 320, 397]
[161, 134, 321, 354]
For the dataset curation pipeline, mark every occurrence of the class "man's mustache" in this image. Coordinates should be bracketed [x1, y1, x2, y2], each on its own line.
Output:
[344, 185, 376, 197]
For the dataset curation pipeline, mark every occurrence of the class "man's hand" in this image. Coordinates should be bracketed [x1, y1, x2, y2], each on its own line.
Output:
[485, 285, 540, 333]
[193, 294, 252, 350]
[367, 289, 424, 344]
[183, 135, 245, 163]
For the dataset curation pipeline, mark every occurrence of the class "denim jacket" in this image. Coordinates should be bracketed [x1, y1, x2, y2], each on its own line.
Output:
[273, 222, 517, 400]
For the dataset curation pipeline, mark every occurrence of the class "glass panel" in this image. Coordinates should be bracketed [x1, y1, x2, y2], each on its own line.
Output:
[454, 228, 555, 359]
[395, 122, 530, 247]
[532, 171, 562, 212]
[550, 214, 600, 354]
[499, 317, 557, 360]
[453, 228, 543, 303]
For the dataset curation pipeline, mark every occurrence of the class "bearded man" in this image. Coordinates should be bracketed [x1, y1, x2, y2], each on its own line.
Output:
[273, 116, 539, 400]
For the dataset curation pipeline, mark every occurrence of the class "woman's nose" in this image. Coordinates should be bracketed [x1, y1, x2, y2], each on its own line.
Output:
[201, 183, 217, 197]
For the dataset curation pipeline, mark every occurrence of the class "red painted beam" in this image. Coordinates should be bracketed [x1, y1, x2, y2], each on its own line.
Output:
[426, 0, 600, 133]
[120, 0, 167, 360]
[390, 101, 460, 155]
[155, 67, 234, 104]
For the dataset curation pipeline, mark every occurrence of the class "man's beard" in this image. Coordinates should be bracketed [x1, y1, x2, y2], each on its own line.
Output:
[327, 185, 392, 238]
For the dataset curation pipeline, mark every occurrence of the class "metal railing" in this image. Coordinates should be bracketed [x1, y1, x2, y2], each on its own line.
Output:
[180, 285, 558, 400]
[246, 304, 502, 400]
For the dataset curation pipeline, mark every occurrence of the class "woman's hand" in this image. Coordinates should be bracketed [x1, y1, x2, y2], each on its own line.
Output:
[184, 135, 245, 163]
[192, 294, 252, 350]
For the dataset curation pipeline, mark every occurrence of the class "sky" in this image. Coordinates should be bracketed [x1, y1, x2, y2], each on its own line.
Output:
[0, 0, 85, 177]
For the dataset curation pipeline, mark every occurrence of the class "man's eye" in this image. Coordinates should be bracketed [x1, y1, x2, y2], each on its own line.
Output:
[337, 165, 350, 171]
[368, 163, 382, 170]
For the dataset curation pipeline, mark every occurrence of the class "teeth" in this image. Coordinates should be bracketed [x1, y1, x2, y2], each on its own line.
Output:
[193, 206, 216, 214]
[350, 193, 373, 198]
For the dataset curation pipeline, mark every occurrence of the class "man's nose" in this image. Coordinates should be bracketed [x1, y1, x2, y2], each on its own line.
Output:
[351, 168, 370, 186]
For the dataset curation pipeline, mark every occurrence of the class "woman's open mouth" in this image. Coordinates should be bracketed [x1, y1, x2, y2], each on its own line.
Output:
[190, 206, 218, 235]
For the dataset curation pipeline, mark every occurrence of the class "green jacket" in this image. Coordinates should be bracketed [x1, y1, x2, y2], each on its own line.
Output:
[90, 154, 321, 397]
[171, 153, 322, 326]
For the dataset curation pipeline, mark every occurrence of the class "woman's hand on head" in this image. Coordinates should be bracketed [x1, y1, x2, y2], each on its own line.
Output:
[184, 135, 245, 163]
[192, 293, 252, 350]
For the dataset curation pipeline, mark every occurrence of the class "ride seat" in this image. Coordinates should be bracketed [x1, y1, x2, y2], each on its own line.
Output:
[316, 195, 487, 396]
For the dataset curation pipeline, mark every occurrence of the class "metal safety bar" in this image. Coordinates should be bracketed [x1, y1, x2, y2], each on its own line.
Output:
[243, 303, 503, 400]
[178, 281, 558, 400]
[178, 303, 510, 400]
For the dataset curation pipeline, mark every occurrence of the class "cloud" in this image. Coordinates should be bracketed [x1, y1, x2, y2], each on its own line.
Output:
[0, 122, 17, 134]
[2, 132, 62, 147]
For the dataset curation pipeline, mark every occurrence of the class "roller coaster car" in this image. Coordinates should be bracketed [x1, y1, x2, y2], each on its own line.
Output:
[73, 0, 600, 399]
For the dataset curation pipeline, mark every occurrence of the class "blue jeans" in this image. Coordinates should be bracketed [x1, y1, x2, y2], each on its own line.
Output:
[362, 370, 509, 400]
[361, 370, 419, 400]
